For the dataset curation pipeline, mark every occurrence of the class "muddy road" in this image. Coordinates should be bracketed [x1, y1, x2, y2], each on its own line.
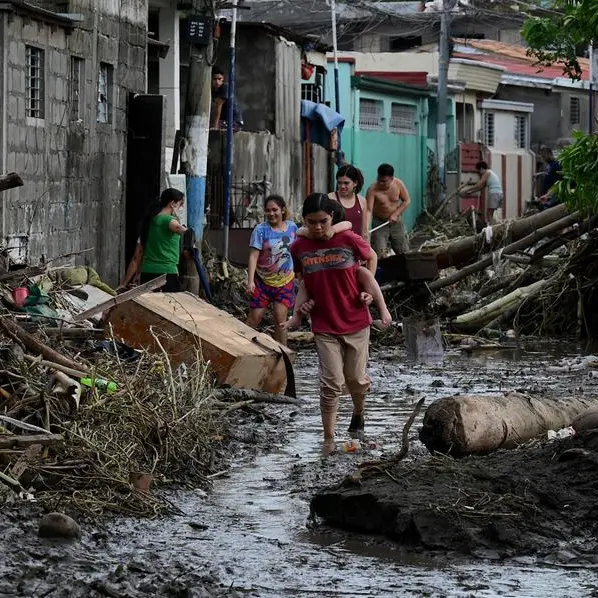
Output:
[2, 343, 598, 597]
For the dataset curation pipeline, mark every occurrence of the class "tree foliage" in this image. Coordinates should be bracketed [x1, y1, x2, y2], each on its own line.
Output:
[522, 1, 598, 212]
[522, 0, 598, 80]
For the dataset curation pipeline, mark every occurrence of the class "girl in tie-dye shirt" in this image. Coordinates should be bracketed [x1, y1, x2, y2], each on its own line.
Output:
[246, 195, 298, 346]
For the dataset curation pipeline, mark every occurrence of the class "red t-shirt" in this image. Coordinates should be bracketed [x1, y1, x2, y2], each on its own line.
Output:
[291, 231, 373, 335]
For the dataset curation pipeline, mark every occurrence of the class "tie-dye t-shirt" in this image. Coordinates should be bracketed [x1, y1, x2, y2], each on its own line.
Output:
[249, 220, 298, 287]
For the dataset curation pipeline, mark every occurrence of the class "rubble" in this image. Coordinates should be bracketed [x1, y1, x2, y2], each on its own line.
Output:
[0, 262, 291, 518]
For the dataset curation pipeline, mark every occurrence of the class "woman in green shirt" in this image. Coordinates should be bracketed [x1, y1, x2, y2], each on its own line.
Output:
[138, 188, 187, 292]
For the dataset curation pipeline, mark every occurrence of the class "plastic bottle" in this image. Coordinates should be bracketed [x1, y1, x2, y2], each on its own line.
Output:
[342, 439, 361, 453]
[80, 377, 117, 394]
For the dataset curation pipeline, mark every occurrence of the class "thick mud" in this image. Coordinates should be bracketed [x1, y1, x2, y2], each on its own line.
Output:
[2, 343, 598, 597]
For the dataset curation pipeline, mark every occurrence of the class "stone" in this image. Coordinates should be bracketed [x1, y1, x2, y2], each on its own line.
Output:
[38, 512, 80, 539]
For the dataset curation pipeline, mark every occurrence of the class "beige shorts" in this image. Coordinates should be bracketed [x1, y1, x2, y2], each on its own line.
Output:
[314, 327, 371, 414]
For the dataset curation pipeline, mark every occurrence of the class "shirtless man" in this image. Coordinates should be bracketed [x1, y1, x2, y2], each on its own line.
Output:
[366, 163, 411, 256]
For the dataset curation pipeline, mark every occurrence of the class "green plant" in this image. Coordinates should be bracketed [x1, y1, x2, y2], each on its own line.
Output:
[552, 131, 598, 213]
[523, 1, 598, 211]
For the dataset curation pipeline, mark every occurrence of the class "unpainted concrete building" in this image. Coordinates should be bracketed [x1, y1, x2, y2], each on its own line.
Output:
[0, 0, 148, 285]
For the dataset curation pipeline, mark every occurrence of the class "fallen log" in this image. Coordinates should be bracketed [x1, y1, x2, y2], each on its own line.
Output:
[453, 280, 547, 330]
[426, 204, 569, 270]
[427, 211, 580, 292]
[419, 392, 598, 457]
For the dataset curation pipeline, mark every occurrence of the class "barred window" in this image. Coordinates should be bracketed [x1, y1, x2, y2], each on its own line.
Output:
[301, 83, 322, 103]
[359, 98, 383, 130]
[97, 62, 113, 124]
[570, 96, 580, 126]
[70, 57, 84, 122]
[26, 46, 44, 119]
[484, 112, 495, 147]
[515, 114, 528, 149]
[390, 103, 417, 135]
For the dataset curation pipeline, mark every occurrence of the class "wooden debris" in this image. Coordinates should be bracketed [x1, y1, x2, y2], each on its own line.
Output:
[0, 317, 88, 372]
[0, 433, 63, 448]
[72, 274, 167, 322]
[428, 211, 580, 292]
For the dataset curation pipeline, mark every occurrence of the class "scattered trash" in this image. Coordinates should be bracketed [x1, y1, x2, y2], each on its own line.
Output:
[547, 426, 576, 440]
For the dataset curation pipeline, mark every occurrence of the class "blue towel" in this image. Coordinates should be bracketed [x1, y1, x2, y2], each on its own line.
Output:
[300, 100, 345, 150]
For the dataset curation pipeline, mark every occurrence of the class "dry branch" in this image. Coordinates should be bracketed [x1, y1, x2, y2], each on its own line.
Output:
[0, 317, 88, 372]
[211, 388, 303, 406]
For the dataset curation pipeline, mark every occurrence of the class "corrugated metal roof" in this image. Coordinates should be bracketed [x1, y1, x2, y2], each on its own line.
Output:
[453, 38, 590, 81]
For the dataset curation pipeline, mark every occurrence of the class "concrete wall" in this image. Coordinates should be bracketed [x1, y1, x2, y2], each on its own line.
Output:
[493, 84, 589, 150]
[0, 2, 148, 285]
[211, 26, 276, 133]
[207, 30, 326, 220]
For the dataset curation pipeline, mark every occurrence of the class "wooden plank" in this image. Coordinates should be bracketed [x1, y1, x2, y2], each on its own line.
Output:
[10, 444, 42, 481]
[72, 274, 166, 322]
[0, 434, 63, 448]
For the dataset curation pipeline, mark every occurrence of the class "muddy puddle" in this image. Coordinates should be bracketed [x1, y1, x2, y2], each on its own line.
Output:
[2, 343, 598, 597]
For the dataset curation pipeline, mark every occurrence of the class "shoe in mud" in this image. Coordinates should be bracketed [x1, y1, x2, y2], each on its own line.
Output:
[348, 413, 364, 438]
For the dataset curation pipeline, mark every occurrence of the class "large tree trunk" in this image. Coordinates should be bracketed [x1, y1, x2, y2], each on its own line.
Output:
[419, 392, 598, 457]
[426, 204, 569, 270]
[427, 211, 580, 292]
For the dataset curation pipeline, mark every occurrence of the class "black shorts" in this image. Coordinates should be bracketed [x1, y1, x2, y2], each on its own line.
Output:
[140, 272, 181, 292]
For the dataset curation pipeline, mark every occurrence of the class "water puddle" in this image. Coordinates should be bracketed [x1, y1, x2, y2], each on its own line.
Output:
[2, 343, 598, 597]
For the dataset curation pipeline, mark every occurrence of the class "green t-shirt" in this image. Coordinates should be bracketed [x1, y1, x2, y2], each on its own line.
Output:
[141, 214, 181, 274]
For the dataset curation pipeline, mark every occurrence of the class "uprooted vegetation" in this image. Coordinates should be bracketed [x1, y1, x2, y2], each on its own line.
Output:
[0, 334, 223, 517]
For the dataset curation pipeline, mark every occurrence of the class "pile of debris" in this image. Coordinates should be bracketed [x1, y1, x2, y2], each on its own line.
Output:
[0, 265, 227, 517]
[388, 204, 598, 340]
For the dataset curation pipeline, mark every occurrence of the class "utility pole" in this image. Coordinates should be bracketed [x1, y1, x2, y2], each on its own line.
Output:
[223, 0, 238, 262]
[436, 0, 450, 198]
[183, 0, 215, 243]
[330, 0, 342, 167]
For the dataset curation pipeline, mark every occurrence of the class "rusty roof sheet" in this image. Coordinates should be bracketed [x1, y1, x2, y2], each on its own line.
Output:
[453, 38, 590, 81]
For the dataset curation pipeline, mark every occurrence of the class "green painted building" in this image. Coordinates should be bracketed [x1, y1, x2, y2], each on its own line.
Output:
[326, 62, 456, 231]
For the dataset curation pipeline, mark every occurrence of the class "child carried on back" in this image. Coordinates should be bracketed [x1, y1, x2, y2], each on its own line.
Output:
[283, 201, 392, 330]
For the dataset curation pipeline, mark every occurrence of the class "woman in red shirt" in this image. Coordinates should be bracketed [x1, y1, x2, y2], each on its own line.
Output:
[291, 193, 377, 448]
[328, 165, 368, 240]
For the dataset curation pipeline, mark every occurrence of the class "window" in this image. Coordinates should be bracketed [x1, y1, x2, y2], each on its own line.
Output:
[26, 46, 44, 119]
[515, 114, 528, 149]
[483, 112, 495, 147]
[389, 103, 417, 135]
[301, 84, 322, 103]
[70, 57, 84, 122]
[359, 98, 383, 130]
[97, 62, 113, 124]
[570, 96, 581, 126]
